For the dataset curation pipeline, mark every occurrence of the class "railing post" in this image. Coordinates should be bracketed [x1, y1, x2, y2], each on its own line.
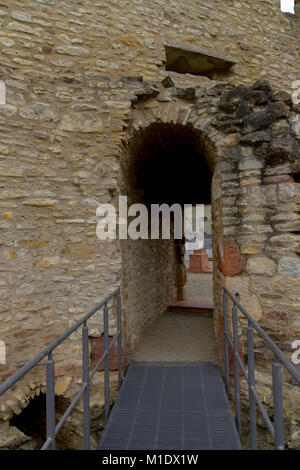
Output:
[46, 352, 56, 450]
[247, 322, 257, 450]
[272, 358, 285, 450]
[232, 304, 241, 433]
[117, 290, 123, 389]
[104, 303, 110, 420]
[223, 290, 230, 398]
[82, 321, 90, 450]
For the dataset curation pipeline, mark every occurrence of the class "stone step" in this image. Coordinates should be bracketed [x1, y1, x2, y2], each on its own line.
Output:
[167, 299, 214, 316]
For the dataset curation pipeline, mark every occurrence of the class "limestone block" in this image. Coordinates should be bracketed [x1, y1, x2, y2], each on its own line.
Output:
[224, 275, 263, 322]
[40, 256, 61, 269]
[246, 256, 277, 276]
[60, 114, 104, 133]
[278, 257, 300, 276]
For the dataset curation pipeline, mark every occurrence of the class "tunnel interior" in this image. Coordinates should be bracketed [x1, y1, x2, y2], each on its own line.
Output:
[122, 122, 214, 354]
[125, 122, 212, 207]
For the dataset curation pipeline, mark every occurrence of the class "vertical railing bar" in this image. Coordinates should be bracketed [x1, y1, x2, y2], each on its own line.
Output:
[82, 321, 90, 450]
[247, 322, 257, 450]
[272, 358, 285, 450]
[223, 291, 230, 398]
[46, 352, 56, 450]
[104, 303, 110, 420]
[232, 304, 241, 433]
[117, 291, 123, 389]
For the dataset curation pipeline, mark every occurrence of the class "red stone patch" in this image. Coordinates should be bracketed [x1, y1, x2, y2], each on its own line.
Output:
[42, 46, 53, 54]
[90, 336, 125, 371]
[217, 237, 245, 276]
[264, 310, 288, 327]
[264, 175, 290, 184]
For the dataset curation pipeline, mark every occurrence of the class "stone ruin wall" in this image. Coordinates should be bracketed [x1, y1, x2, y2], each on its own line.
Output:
[0, 0, 299, 448]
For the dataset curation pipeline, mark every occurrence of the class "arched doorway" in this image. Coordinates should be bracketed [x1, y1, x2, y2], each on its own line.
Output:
[114, 79, 300, 439]
[120, 121, 219, 360]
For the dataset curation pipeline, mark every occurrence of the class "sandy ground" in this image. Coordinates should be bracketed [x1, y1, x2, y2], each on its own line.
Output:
[131, 310, 218, 364]
[185, 272, 213, 301]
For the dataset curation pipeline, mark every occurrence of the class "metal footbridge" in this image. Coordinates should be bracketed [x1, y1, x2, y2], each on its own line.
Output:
[98, 362, 241, 450]
[0, 287, 299, 450]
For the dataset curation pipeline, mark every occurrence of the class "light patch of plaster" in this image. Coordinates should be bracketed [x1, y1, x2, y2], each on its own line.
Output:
[225, 276, 263, 322]
[0, 81, 6, 105]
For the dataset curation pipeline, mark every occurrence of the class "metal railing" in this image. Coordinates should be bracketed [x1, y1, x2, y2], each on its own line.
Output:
[0, 287, 122, 450]
[223, 286, 300, 450]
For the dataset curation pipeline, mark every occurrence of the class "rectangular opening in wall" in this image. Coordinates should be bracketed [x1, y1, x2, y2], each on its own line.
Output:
[164, 43, 235, 78]
[281, 0, 295, 13]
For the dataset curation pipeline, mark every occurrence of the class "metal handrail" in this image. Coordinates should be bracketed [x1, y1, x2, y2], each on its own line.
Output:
[0, 287, 123, 450]
[223, 286, 300, 450]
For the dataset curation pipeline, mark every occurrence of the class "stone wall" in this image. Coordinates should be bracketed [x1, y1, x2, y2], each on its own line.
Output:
[0, 0, 299, 449]
[121, 237, 176, 354]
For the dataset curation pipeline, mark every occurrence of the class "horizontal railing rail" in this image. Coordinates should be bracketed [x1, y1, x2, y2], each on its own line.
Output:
[223, 286, 300, 450]
[0, 287, 122, 450]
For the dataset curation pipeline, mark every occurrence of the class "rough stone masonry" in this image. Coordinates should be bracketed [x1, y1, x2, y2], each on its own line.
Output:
[0, 0, 299, 449]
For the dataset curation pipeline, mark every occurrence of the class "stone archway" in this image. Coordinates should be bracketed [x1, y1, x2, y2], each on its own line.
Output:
[117, 77, 300, 421]
[120, 120, 217, 354]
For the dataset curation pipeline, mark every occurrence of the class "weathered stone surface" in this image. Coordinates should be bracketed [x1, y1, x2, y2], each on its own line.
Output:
[225, 276, 263, 322]
[271, 90, 292, 103]
[278, 183, 299, 203]
[55, 376, 72, 396]
[264, 174, 290, 184]
[11, 11, 32, 22]
[217, 237, 245, 276]
[72, 246, 95, 258]
[264, 311, 288, 327]
[219, 85, 247, 113]
[7, 21, 40, 35]
[268, 101, 290, 120]
[56, 45, 89, 57]
[239, 158, 263, 170]
[261, 311, 289, 341]
[0, 422, 35, 450]
[278, 257, 300, 276]
[266, 135, 300, 166]
[59, 114, 103, 133]
[40, 256, 61, 269]
[0, 168, 23, 177]
[240, 130, 271, 144]
[22, 199, 57, 207]
[162, 76, 174, 88]
[0, 104, 17, 116]
[243, 111, 271, 134]
[120, 33, 143, 47]
[246, 256, 276, 276]
[90, 337, 123, 371]
[171, 87, 196, 100]
[132, 87, 159, 104]
[0, 189, 29, 199]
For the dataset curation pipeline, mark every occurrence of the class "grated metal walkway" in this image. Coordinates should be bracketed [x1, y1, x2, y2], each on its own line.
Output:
[98, 362, 242, 450]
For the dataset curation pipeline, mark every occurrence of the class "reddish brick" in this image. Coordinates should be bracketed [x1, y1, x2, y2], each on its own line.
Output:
[264, 310, 288, 327]
[264, 174, 290, 184]
[217, 237, 245, 276]
[33, 130, 49, 140]
[42, 46, 53, 54]
[90, 336, 125, 371]
[261, 311, 289, 342]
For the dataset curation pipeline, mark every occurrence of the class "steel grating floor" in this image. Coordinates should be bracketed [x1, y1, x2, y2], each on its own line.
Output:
[98, 362, 242, 450]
